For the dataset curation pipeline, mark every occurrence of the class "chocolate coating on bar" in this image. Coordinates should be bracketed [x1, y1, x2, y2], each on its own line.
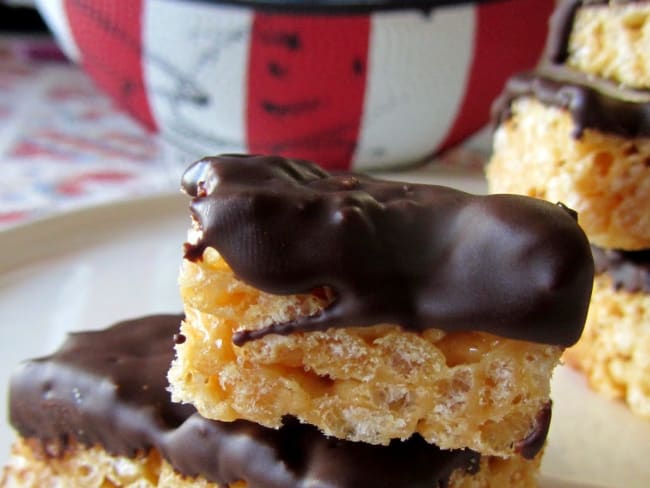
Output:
[8, 315, 484, 488]
[182, 154, 594, 347]
[592, 245, 650, 293]
[492, 67, 650, 139]
[544, 0, 642, 65]
[10, 315, 191, 458]
[543, 0, 582, 65]
[515, 402, 552, 460]
[499, 0, 650, 138]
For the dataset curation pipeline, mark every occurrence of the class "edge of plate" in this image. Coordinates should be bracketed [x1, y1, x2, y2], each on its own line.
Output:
[0, 192, 187, 274]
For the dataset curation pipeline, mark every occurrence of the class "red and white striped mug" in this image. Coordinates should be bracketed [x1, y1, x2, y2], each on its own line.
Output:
[37, 0, 554, 170]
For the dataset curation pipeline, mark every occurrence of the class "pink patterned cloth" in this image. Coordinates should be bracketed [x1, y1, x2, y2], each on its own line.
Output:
[0, 38, 185, 230]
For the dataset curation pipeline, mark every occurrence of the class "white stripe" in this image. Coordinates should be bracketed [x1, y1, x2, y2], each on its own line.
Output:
[35, 0, 81, 62]
[143, 0, 251, 158]
[352, 7, 476, 170]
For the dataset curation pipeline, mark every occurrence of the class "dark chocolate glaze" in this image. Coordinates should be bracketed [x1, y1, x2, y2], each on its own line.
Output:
[515, 402, 552, 460]
[543, 0, 584, 64]
[496, 1, 650, 138]
[9, 314, 485, 488]
[592, 245, 650, 293]
[182, 155, 594, 347]
[492, 68, 650, 139]
[544, 1, 641, 64]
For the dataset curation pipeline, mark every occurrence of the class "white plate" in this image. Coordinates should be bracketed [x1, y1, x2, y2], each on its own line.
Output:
[0, 168, 649, 488]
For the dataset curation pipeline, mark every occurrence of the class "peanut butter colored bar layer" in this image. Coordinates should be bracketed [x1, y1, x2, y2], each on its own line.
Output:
[488, 70, 650, 251]
[554, 0, 650, 90]
[170, 155, 593, 457]
[2, 315, 542, 488]
[565, 247, 650, 419]
[2, 438, 542, 488]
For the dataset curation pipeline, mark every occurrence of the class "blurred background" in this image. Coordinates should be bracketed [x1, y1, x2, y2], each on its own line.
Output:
[0, 0, 552, 228]
[0, 0, 181, 229]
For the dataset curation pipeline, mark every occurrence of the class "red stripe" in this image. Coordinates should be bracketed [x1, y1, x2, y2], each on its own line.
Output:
[246, 13, 370, 170]
[438, 0, 555, 151]
[0, 211, 28, 225]
[64, 0, 156, 131]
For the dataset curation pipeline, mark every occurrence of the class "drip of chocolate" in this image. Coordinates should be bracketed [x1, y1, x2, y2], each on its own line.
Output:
[543, 0, 584, 64]
[182, 155, 594, 347]
[591, 245, 650, 293]
[544, 0, 641, 64]
[494, 0, 650, 139]
[9, 315, 484, 488]
[515, 402, 552, 460]
[492, 68, 650, 139]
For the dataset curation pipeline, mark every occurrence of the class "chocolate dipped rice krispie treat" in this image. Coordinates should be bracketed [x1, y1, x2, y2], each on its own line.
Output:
[487, 0, 650, 251]
[487, 0, 650, 419]
[558, 0, 650, 91]
[169, 154, 594, 461]
[1, 154, 594, 487]
[1, 315, 543, 488]
[487, 68, 650, 251]
[564, 247, 650, 418]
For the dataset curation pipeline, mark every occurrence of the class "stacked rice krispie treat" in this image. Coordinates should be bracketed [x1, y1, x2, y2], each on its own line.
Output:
[168, 154, 595, 486]
[487, 0, 650, 417]
[4, 315, 516, 487]
[2, 154, 594, 487]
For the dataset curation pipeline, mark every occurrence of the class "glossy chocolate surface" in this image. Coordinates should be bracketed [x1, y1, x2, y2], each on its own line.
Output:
[592, 245, 650, 293]
[183, 154, 594, 347]
[495, 0, 650, 138]
[492, 68, 650, 139]
[516, 402, 552, 460]
[544, 0, 587, 64]
[544, 0, 641, 64]
[9, 314, 484, 488]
